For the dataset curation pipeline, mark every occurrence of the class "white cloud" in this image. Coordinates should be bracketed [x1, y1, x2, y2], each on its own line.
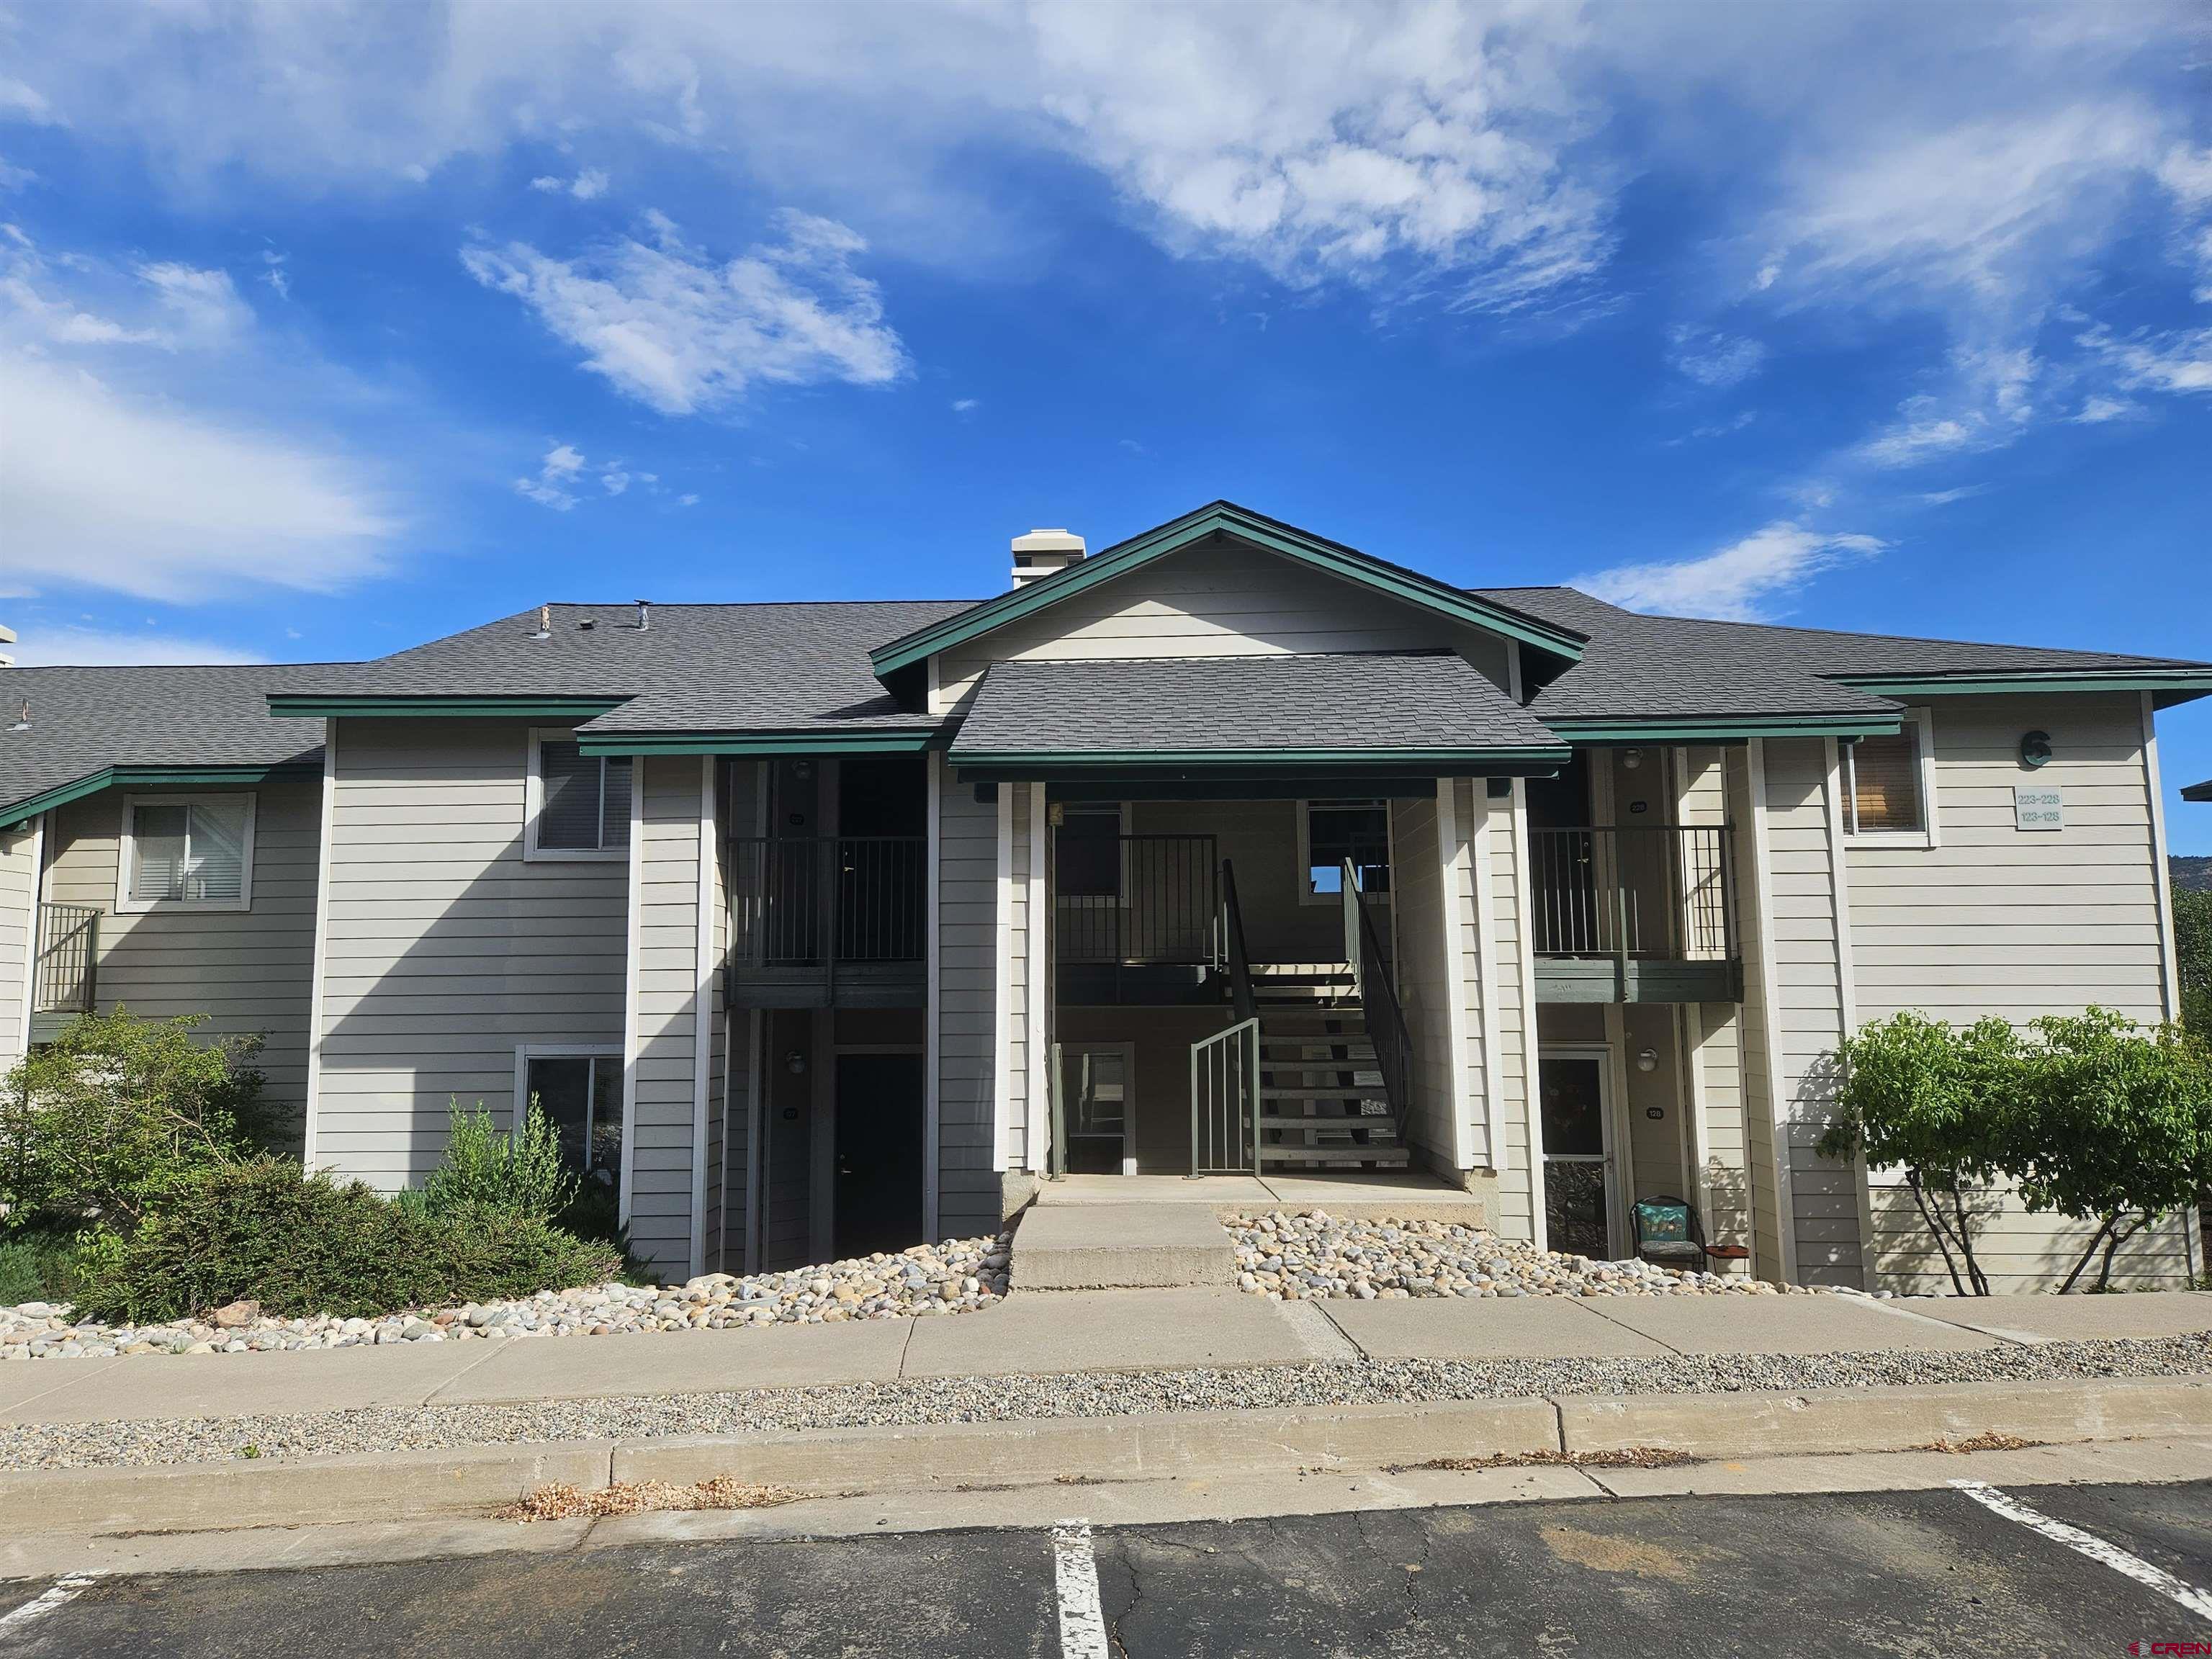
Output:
[1668, 325, 1765, 388]
[950, 397, 978, 413]
[531, 168, 610, 201]
[1575, 521, 1887, 621]
[2085, 324, 2212, 395]
[0, 355, 395, 603]
[511, 441, 642, 508]
[4, 626, 266, 667]
[136, 261, 254, 343]
[2072, 395, 2138, 424]
[0, 156, 32, 192]
[463, 209, 907, 415]
[260, 251, 291, 300]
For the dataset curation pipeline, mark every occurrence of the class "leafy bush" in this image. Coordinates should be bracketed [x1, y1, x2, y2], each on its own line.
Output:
[0, 1223, 84, 1305]
[1817, 1012, 2020, 1295]
[2005, 1010, 2212, 1293]
[71, 1158, 626, 1324]
[0, 1010, 270, 1227]
[401, 1100, 577, 1224]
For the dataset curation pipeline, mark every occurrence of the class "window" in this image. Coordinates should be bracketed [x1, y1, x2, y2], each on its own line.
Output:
[529, 732, 633, 858]
[119, 794, 255, 910]
[519, 1050, 624, 1190]
[1842, 709, 1938, 844]
[1300, 799, 1390, 902]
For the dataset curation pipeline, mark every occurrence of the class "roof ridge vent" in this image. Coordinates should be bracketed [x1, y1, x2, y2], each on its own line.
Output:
[1010, 528, 1084, 588]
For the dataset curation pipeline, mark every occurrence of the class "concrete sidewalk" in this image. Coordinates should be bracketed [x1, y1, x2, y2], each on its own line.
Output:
[0, 1287, 2205, 1428]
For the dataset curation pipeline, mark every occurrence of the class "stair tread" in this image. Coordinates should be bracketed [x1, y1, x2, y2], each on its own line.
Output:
[1261, 1148, 1412, 1166]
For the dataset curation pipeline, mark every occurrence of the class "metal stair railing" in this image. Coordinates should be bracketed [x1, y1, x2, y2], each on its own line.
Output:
[1188, 858, 1259, 1176]
[1339, 858, 1415, 1150]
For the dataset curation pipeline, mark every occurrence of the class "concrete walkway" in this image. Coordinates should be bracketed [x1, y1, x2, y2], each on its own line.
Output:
[0, 1287, 2205, 1427]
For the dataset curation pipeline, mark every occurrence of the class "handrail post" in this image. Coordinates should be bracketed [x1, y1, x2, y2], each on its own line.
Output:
[1048, 1041, 1065, 1179]
[1246, 1017, 1261, 1175]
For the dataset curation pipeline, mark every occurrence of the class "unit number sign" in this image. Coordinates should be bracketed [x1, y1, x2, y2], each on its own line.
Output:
[2014, 785, 2064, 831]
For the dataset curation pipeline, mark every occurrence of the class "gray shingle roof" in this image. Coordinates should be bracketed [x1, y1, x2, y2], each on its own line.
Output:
[274, 601, 976, 736]
[2183, 778, 2212, 804]
[0, 665, 326, 823]
[1475, 588, 2208, 724]
[948, 654, 1563, 757]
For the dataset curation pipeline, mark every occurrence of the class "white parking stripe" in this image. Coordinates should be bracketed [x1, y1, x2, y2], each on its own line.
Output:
[1951, 1480, 2212, 1622]
[1052, 1521, 1110, 1659]
[0, 1574, 100, 1638]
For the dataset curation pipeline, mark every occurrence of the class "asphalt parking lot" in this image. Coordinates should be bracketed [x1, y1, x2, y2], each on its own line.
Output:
[1, 1478, 2207, 1656]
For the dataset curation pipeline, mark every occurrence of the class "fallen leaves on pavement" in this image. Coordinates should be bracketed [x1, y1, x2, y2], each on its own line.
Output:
[495, 1475, 804, 1522]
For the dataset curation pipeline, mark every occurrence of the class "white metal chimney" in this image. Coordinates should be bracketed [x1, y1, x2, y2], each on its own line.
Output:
[1010, 529, 1085, 587]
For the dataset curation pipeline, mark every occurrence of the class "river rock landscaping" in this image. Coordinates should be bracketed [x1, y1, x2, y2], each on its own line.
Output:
[0, 1234, 1012, 1359]
[1229, 1213, 1796, 1299]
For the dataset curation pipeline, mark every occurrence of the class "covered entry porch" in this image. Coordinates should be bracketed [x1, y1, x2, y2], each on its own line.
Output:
[949, 649, 1573, 1192]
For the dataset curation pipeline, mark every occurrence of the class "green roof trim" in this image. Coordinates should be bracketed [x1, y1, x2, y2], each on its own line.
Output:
[868, 501, 1588, 681]
[1830, 670, 2212, 698]
[1546, 714, 1905, 742]
[1, 763, 320, 831]
[950, 744, 1571, 780]
[576, 729, 943, 757]
[268, 695, 628, 719]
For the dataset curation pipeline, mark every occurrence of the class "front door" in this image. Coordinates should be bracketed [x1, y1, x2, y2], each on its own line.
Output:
[833, 1052, 925, 1258]
[1057, 1045, 1134, 1175]
[1539, 1051, 1617, 1259]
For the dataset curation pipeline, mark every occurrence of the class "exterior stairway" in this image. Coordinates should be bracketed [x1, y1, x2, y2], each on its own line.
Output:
[1248, 964, 1410, 1171]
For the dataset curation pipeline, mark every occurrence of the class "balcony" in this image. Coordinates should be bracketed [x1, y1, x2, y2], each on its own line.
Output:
[29, 903, 99, 1043]
[1054, 833, 1221, 1004]
[725, 836, 925, 1008]
[1528, 824, 1742, 1004]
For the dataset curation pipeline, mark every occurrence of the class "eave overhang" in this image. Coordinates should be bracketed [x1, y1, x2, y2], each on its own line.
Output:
[868, 502, 1588, 685]
[268, 695, 629, 720]
[1, 763, 322, 832]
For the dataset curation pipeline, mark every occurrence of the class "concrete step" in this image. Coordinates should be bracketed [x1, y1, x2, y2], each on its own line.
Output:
[1010, 1202, 1237, 1290]
[1262, 1146, 1413, 1166]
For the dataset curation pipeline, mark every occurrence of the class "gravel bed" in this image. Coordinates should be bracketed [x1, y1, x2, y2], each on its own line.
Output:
[1231, 1212, 1789, 1300]
[0, 1236, 1012, 1359]
[5, 1332, 2206, 1473]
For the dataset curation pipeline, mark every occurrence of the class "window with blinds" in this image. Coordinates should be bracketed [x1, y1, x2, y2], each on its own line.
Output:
[534, 740, 633, 853]
[127, 798, 251, 905]
[1846, 729, 1923, 833]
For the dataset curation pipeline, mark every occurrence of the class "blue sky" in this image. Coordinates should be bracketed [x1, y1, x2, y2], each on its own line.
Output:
[1, 2, 2208, 846]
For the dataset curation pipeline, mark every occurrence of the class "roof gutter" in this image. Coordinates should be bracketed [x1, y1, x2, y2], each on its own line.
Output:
[1830, 669, 2212, 706]
[267, 695, 629, 719]
[1543, 713, 1905, 742]
[575, 729, 945, 757]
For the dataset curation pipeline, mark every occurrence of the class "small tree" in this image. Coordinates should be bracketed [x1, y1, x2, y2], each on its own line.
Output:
[2007, 1009, 2212, 1293]
[0, 1010, 269, 1227]
[1818, 1012, 2019, 1296]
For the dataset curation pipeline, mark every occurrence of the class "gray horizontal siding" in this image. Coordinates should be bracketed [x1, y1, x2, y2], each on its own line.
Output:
[43, 778, 318, 1153]
[626, 754, 709, 1280]
[936, 752, 998, 1239]
[317, 718, 624, 1188]
[0, 822, 37, 1069]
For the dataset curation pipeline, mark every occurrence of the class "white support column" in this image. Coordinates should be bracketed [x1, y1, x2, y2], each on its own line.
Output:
[1026, 783, 1049, 1174]
[1435, 778, 1475, 1171]
[1509, 777, 1547, 1251]
[1824, 737, 1875, 1287]
[2144, 692, 2182, 1026]
[13, 811, 47, 1065]
[301, 732, 336, 1166]
[688, 754, 716, 1277]
[993, 785, 1015, 1173]
[618, 765, 645, 1227]
[1745, 738, 1799, 1284]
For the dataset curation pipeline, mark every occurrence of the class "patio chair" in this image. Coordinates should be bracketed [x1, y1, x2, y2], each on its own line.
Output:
[1630, 1195, 1709, 1274]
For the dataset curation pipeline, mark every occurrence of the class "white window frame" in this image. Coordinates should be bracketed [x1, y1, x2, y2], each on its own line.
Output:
[1296, 797, 1393, 906]
[513, 1042, 624, 1166]
[1841, 706, 1940, 850]
[526, 727, 631, 862]
[1537, 1043, 1624, 1259]
[117, 791, 257, 913]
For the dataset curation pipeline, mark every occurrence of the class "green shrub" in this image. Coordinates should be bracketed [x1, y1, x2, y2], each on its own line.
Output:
[0, 1223, 84, 1305]
[402, 1100, 577, 1224]
[2177, 884, 2211, 1034]
[0, 1010, 270, 1227]
[71, 1158, 626, 1324]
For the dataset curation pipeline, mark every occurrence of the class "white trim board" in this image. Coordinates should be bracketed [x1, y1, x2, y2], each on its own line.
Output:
[302, 737, 336, 1166]
[14, 812, 46, 1064]
[1468, 784, 1508, 1177]
[2144, 692, 2182, 1027]
[618, 769, 644, 1227]
[993, 786, 1015, 1173]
